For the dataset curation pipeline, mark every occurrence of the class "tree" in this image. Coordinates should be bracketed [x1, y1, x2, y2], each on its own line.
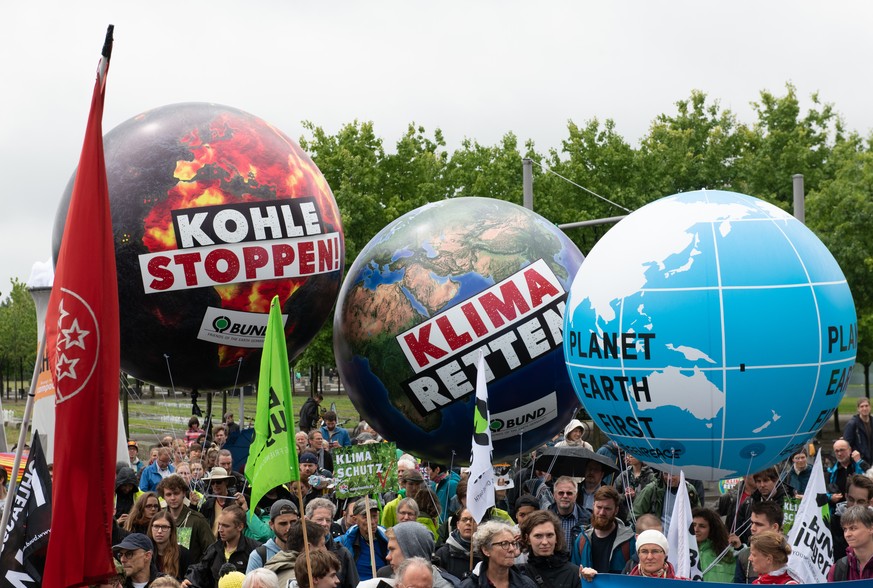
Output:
[0, 279, 37, 392]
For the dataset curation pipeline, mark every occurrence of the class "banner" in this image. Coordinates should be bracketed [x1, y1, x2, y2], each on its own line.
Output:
[787, 451, 833, 583]
[666, 470, 701, 580]
[782, 496, 802, 534]
[245, 295, 299, 512]
[466, 352, 495, 523]
[334, 443, 397, 498]
[579, 572, 853, 588]
[1, 433, 52, 587]
[43, 26, 119, 587]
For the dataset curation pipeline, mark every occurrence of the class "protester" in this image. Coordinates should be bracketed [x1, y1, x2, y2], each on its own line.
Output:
[299, 392, 323, 434]
[246, 499, 299, 571]
[157, 474, 215, 564]
[141, 447, 175, 492]
[426, 461, 461, 522]
[619, 514, 662, 574]
[125, 491, 161, 534]
[460, 520, 537, 588]
[242, 568, 280, 588]
[832, 473, 873, 561]
[554, 418, 593, 450]
[225, 412, 241, 436]
[293, 549, 341, 588]
[212, 424, 229, 448]
[435, 507, 481, 580]
[321, 411, 352, 448]
[335, 498, 388, 581]
[116, 465, 142, 524]
[394, 558, 436, 588]
[627, 530, 681, 579]
[632, 470, 700, 535]
[732, 500, 784, 584]
[828, 439, 868, 511]
[691, 507, 735, 582]
[575, 486, 635, 574]
[265, 520, 327, 587]
[613, 454, 656, 522]
[129, 440, 147, 476]
[148, 510, 192, 582]
[843, 397, 873, 464]
[200, 466, 250, 531]
[113, 532, 165, 588]
[546, 476, 586, 547]
[518, 510, 579, 588]
[185, 506, 261, 588]
[377, 521, 456, 588]
[382, 469, 426, 528]
[829, 504, 873, 580]
[306, 498, 360, 588]
[748, 531, 800, 584]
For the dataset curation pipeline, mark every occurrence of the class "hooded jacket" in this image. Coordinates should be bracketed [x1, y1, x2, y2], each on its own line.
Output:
[264, 549, 300, 587]
[521, 551, 579, 588]
[115, 466, 142, 519]
[435, 531, 481, 581]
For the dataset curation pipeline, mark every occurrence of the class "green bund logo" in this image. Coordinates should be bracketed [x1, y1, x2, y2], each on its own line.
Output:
[490, 420, 503, 432]
[212, 316, 231, 332]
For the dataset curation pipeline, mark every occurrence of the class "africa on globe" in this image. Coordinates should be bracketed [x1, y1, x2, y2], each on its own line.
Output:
[334, 197, 584, 463]
[53, 103, 344, 390]
[563, 190, 857, 480]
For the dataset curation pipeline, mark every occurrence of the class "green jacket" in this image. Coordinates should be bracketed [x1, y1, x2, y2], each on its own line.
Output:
[698, 538, 735, 583]
[632, 479, 700, 521]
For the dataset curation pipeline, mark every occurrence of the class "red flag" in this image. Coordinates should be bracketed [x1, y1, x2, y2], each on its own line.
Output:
[43, 25, 119, 587]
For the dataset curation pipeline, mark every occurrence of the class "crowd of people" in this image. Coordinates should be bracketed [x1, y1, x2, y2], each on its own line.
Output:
[101, 395, 873, 587]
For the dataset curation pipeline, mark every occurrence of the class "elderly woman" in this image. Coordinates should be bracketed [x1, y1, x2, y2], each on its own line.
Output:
[460, 520, 537, 588]
[749, 531, 800, 584]
[518, 510, 578, 588]
[628, 530, 682, 579]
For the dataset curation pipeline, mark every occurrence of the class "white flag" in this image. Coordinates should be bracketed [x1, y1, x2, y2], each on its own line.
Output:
[787, 451, 833, 583]
[666, 470, 702, 580]
[466, 353, 495, 523]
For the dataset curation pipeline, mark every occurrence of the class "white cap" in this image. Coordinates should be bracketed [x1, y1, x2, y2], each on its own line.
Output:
[636, 530, 669, 556]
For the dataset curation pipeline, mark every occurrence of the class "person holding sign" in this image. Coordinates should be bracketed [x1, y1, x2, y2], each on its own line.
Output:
[335, 498, 388, 581]
[747, 531, 800, 584]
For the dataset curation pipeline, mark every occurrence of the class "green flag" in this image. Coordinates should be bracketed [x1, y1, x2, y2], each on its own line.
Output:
[245, 296, 299, 512]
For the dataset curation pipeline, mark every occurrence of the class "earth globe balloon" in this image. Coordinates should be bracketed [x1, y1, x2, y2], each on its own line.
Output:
[563, 190, 857, 480]
[334, 197, 584, 463]
[52, 103, 344, 390]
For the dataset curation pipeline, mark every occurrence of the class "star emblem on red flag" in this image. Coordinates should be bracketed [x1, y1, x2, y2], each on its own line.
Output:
[49, 289, 100, 402]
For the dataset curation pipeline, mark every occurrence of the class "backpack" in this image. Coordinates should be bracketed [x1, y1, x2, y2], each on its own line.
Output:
[831, 557, 849, 582]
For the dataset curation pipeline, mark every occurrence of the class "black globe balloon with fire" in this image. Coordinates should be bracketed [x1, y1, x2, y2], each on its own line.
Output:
[53, 103, 344, 390]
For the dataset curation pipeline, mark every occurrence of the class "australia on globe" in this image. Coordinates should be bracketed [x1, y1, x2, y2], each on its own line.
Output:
[53, 103, 344, 390]
[564, 190, 857, 480]
[334, 197, 584, 463]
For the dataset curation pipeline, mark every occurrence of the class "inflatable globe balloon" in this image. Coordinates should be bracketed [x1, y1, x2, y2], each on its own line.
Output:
[334, 197, 584, 463]
[53, 103, 344, 390]
[564, 190, 857, 480]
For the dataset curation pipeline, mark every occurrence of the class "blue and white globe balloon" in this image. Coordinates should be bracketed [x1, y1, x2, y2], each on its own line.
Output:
[564, 190, 857, 480]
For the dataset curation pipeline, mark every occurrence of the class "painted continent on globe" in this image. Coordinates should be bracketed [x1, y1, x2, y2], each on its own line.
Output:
[335, 197, 584, 462]
[564, 190, 857, 480]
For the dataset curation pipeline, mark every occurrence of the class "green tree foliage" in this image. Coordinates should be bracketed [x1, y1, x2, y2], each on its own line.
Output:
[0, 279, 37, 386]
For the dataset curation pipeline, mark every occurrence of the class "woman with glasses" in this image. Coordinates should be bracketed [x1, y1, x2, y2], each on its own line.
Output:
[518, 510, 579, 588]
[460, 520, 537, 588]
[435, 508, 482, 580]
[628, 530, 683, 579]
[124, 491, 161, 534]
[148, 510, 191, 582]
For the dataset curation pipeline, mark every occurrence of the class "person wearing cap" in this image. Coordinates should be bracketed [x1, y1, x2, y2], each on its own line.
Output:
[200, 466, 250, 532]
[129, 440, 147, 476]
[627, 530, 681, 579]
[114, 532, 165, 587]
[335, 498, 389, 581]
[294, 452, 322, 510]
[185, 505, 262, 588]
[382, 469, 426, 528]
[218, 570, 246, 588]
[246, 500, 299, 572]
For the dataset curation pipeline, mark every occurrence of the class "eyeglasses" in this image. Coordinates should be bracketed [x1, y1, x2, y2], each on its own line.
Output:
[555, 491, 575, 497]
[145, 504, 160, 509]
[151, 524, 172, 531]
[491, 540, 521, 551]
[117, 550, 142, 560]
[638, 549, 665, 557]
[458, 517, 475, 523]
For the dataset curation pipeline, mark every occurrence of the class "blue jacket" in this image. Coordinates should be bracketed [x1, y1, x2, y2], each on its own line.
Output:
[138, 462, 174, 492]
[335, 524, 389, 581]
[321, 424, 352, 447]
[572, 519, 635, 572]
[433, 471, 461, 522]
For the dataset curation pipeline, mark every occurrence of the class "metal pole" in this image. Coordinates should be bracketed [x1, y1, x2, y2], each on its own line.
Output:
[239, 386, 245, 430]
[522, 158, 533, 210]
[0, 332, 44, 549]
[793, 174, 805, 223]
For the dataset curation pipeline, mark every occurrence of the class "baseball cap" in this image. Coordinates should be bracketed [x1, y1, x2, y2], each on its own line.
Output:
[127, 440, 138, 449]
[401, 469, 424, 483]
[299, 452, 318, 464]
[269, 499, 298, 520]
[113, 532, 153, 553]
[353, 498, 380, 516]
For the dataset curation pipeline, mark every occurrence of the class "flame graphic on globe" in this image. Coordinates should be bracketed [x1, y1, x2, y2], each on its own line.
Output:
[53, 103, 344, 390]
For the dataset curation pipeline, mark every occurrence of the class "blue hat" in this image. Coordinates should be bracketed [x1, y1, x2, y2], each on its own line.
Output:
[113, 532, 153, 553]
[299, 452, 318, 464]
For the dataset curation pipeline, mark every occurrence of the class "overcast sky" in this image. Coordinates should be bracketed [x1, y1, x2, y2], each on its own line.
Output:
[3, 1, 873, 293]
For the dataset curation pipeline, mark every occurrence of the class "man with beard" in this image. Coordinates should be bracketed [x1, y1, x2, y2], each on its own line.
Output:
[518, 510, 579, 588]
[575, 486, 635, 576]
[547, 476, 586, 547]
[246, 500, 298, 571]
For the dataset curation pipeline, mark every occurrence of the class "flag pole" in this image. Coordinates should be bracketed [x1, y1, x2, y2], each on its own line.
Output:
[297, 481, 314, 588]
[0, 329, 45, 550]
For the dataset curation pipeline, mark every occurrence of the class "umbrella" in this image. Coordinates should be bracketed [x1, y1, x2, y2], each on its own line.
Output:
[534, 446, 619, 479]
[222, 427, 254, 474]
[0, 451, 29, 483]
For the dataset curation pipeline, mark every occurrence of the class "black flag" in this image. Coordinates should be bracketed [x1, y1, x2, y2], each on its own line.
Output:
[1, 432, 52, 587]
